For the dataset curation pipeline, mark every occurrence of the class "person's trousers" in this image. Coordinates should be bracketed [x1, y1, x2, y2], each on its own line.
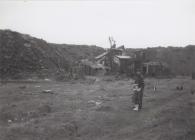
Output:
[132, 89, 144, 109]
[138, 89, 144, 109]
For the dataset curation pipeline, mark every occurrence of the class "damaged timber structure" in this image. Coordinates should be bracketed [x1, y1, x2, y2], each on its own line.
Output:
[80, 37, 169, 77]
[94, 38, 145, 76]
[143, 61, 169, 76]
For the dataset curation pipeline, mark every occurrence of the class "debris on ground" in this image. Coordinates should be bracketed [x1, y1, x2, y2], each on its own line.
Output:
[7, 119, 12, 123]
[88, 100, 102, 106]
[44, 79, 51, 82]
[61, 122, 78, 136]
[95, 105, 113, 112]
[42, 90, 54, 94]
[18, 85, 26, 89]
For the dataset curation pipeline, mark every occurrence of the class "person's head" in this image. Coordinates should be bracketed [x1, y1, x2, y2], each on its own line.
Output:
[136, 71, 141, 75]
[136, 69, 142, 76]
[135, 70, 144, 79]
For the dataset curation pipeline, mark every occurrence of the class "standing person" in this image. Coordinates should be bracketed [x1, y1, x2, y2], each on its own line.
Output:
[132, 83, 141, 111]
[132, 71, 145, 111]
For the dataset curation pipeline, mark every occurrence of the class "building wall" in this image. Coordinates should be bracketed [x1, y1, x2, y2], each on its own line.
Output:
[143, 64, 169, 76]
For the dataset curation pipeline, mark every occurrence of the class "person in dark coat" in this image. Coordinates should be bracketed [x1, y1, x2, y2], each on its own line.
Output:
[132, 83, 140, 111]
[132, 71, 145, 111]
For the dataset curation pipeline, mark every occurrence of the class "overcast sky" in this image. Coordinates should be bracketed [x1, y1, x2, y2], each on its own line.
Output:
[0, 0, 195, 48]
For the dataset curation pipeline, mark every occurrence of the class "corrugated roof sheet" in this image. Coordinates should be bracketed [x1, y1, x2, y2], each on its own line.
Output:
[115, 55, 131, 59]
[81, 59, 104, 69]
[144, 61, 168, 67]
[95, 52, 108, 59]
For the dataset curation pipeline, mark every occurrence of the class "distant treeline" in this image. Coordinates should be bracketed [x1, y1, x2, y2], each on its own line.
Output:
[127, 45, 195, 75]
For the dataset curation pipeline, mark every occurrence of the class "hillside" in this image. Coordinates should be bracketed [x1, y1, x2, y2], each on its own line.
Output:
[0, 29, 104, 79]
[0, 29, 195, 79]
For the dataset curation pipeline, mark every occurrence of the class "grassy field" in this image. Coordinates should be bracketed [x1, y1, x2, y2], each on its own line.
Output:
[0, 76, 195, 140]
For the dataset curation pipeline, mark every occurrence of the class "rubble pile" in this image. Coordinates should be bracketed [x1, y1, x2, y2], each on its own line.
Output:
[0, 30, 104, 79]
[0, 30, 56, 79]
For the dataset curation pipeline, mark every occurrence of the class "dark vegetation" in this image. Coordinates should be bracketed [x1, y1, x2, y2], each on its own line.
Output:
[0, 29, 195, 79]
[143, 46, 195, 75]
[0, 29, 104, 79]
[126, 46, 195, 76]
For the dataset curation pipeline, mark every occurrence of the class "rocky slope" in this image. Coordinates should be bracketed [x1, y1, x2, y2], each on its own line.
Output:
[0, 29, 104, 79]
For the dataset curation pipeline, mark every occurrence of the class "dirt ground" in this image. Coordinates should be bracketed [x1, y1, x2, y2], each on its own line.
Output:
[0, 76, 195, 140]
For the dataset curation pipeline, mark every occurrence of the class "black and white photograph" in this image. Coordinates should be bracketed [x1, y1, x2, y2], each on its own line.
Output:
[0, 0, 195, 140]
